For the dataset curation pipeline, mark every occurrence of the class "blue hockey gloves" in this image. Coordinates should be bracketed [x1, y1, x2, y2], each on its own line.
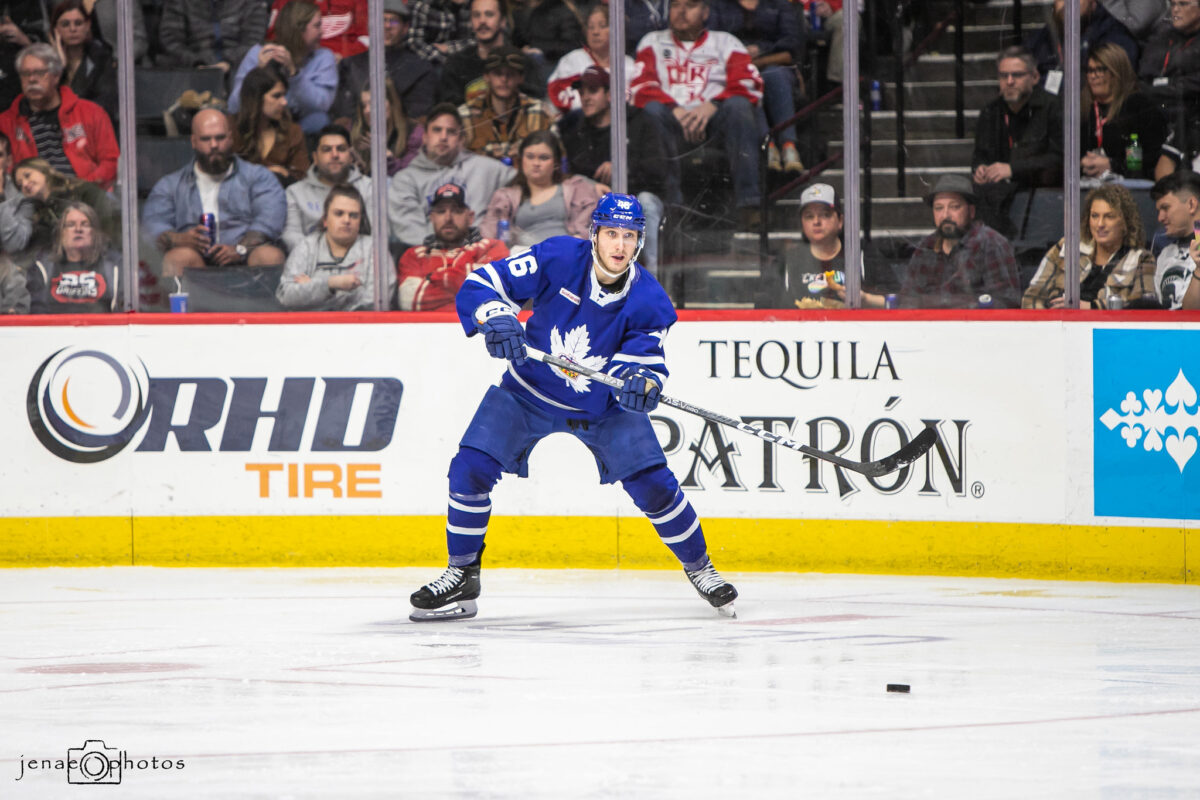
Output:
[617, 366, 661, 413]
[474, 301, 527, 366]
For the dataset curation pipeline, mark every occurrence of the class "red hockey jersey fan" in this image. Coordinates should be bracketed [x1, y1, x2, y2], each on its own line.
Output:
[630, 28, 762, 108]
[268, 0, 368, 58]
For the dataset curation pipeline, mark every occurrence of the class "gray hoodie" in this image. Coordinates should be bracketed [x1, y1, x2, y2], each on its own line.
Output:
[276, 232, 394, 311]
[283, 165, 373, 253]
[387, 148, 515, 247]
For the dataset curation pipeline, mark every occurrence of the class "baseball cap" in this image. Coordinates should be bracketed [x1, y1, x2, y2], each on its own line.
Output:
[484, 45, 526, 74]
[383, 0, 411, 18]
[799, 183, 838, 211]
[428, 181, 467, 211]
[573, 65, 609, 90]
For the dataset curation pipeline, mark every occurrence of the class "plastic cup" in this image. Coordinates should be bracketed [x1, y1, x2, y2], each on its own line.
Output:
[169, 292, 188, 313]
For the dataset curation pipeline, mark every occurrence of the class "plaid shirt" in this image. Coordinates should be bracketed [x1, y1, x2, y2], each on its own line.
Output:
[458, 93, 554, 161]
[900, 221, 1021, 308]
[405, 0, 473, 63]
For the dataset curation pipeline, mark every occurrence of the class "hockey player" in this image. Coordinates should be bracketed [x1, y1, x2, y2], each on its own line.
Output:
[410, 192, 738, 621]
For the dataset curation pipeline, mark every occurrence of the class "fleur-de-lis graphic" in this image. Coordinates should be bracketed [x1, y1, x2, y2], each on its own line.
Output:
[1099, 369, 1200, 474]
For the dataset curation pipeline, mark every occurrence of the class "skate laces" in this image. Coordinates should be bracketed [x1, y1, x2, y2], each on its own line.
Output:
[687, 564, 725, 594]
[425, 566, 465, 596]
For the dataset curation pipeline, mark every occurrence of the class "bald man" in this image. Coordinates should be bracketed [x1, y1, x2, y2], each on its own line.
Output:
[143, 108, 287, 277]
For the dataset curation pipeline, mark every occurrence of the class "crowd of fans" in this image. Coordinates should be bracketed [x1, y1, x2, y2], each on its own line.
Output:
[0, 0, 1196, 315]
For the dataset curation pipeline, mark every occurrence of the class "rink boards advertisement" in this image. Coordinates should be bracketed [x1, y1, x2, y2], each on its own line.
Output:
[0, 315, 1196, 579]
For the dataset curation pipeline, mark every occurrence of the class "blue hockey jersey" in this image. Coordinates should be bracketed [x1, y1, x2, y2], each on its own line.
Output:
[456, 236, 677, 419]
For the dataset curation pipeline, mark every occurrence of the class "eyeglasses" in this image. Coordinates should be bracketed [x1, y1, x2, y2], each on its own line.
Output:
[17, 68, 51, 79]
[1085, 66, 1109, 75]
[998, 70, 1031, 81]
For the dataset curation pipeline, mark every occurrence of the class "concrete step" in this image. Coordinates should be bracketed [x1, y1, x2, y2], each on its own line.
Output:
[830, 138, 974, 168]
[903, 52, 1002, 82]
[965, 0, 1053, 29]
[880, 79, 997, 110]
[821, 166, 972, 199]
[820, 107, 981, 138]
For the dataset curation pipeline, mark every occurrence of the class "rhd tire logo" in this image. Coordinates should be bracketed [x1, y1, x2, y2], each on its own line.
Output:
[26, 347, 151, 464]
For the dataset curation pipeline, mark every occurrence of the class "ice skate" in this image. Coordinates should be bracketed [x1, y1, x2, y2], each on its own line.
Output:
[409, 548, 483, 622]
[685, 561, 738, 618]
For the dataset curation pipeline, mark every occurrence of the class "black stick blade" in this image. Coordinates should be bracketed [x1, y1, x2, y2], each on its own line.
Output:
[858, 426, 938, 477]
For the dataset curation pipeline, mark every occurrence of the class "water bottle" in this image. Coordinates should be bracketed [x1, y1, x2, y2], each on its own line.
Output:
[496, 219, 511, 246]
[884, 293, 898, 309]
[870, 80, 883, 112]
[1125, 133, 1143, 174]
[809, 2, 822, 32]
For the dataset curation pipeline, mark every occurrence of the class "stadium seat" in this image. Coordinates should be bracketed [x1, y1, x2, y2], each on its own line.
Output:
[135, 135, 195, 197]
[134, 68, 227, 135]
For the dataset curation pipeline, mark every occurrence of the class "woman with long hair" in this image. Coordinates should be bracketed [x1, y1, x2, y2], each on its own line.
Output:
[27, 200, 122, 313]
[350, 78, 422, 177]
[0, 157, 118, 263]
[1022, 183, 1157, 309]
[228, 0, 338, 133]
[277, 183, 394, 310]
[233, 65, 310, 185]
[47, 0, 118, 126]
[1080, 42, 1167, 181]
[481, 130, 604, 246]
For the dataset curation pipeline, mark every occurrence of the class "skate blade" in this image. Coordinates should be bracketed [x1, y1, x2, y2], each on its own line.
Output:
[717, 602, 737, 619]
[409, 600, 478, 622]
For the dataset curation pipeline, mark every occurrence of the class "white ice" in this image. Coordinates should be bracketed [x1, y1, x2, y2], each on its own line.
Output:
[2, 568, 1199, 798]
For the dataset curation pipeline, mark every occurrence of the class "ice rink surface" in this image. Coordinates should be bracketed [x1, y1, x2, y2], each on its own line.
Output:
[2, 567, 1199, 799]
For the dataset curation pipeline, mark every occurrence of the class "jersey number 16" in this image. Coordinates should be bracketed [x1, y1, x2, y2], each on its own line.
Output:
[507, 254, 539, 277]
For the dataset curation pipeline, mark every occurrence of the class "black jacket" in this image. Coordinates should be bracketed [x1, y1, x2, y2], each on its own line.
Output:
[331, 44, 437, 122]
[971, 88, 1064, 188]
[1082, 91, 1167, 180]
[559, 105, 668, 198]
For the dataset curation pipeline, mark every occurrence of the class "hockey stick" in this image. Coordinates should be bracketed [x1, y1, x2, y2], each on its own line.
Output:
[525, 346, 937, 477]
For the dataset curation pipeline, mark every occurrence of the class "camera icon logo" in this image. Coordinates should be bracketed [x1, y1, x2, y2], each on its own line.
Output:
[66, 740, 122, 784]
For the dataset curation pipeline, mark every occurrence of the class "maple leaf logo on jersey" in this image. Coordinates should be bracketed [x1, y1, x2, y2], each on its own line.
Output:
[548, 325, 607, 393]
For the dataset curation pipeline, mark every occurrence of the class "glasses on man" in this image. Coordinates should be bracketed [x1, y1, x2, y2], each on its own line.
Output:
[17, 68, 51, 79]
[998, 70, 1031, 81]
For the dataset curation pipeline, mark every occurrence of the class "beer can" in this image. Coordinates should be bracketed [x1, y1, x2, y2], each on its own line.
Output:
[870, 81, 882, 111]
[885, 293, 898, 309]
[809, 4, 822, 31]
[1107, 295, 1124, 310]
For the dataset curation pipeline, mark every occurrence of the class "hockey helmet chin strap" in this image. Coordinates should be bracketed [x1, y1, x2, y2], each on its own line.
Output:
[590, 224, 644, 281]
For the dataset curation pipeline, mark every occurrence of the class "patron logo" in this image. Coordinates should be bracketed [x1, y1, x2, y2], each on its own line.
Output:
[27, 346, 403, 465]
[1093, 329, 1199, 520]
[699, 339, 899, 390]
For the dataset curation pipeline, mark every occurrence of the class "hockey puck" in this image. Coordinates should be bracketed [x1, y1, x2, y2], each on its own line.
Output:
[886, 684, 911, 693]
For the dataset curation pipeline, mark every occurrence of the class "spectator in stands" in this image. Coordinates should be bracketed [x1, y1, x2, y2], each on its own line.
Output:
[26, 199, 121, 313]
[808, 1, 845, 90]
[268, 0, 368, 59]
[547, 3, 637, 114]
[0, 131, 16, 200]
[440, 0, 512, 105]
[480, 130, 605, 246]
[626, 0, 669, 53]
[1025, 0, 1138, 93]
[1157, 117, 1200, 178]
[277, 183, 391, 310]
[284, 124, 372, 251]
[0, 252, 29, 313]
[899, 174, 1022, 308]
[1139, 0, 1200, 168]
[1103, 0, 1168, 38]
[775, 183, 847, 307]
[91, 0, 148, 64]
[0, 157, 118, 262]
[0, 43, 119, 190]
[388, 102, 514, 248]
[397, 180, 509, 310]
[406, 0, 473, 65]
[512, 0, 584, 87]
[351, 79, 423, 177]
[459, 45, 553, 161]
[143, 108, 287, 277]
[232, 66, 311, 186]
[230, 1, 337, 134]
[1023, 183, 1157, 308]
[157, 0, 267, 74]
[1150, 170, 1200, 309]
[331, 0, 436, 126]
[632, 0, 763, 221]
[559, 65, 669, 272]
[971, 46, 1064, 237]
[0, 0, 53, 111]
[48, 0, 117, 128]
[708, 0, 805, 172]
[1081, 43, 1166, 181]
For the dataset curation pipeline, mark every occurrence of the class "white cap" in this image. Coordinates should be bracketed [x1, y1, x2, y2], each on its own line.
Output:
[799, 183, 838, 210]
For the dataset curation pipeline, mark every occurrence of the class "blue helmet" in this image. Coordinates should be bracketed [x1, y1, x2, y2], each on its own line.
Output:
[591, 193, 645, 234]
